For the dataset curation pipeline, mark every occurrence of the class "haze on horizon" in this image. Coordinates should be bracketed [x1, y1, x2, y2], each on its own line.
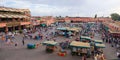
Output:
[0, 0, 120, 17]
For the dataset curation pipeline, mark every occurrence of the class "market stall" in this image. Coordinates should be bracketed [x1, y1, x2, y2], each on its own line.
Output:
[56, 27, 67, 36]
[94, 43, 106, 60]
[42, 41, 58, 53]
[92, 39, 103, 44]
[56, 27, 81, 38]
[95, 43, 105, 48]
[70, 41, 91, 57]
[80, 36, 91, 42]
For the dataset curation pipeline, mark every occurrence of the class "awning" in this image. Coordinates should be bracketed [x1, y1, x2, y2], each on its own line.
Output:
[57, 27, 80, 32]
[80, 36, 91, 40]
[42, 41, 58, 46]
[56, 27, 67, 30]
[70, 41, 90, 48]
[92, 40, 103, 43]
[95, 43, 105, 48]
[67, 28, 79, 32]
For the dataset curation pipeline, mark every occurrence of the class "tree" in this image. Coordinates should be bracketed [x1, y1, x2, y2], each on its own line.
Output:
[94, 14, 97, 18]
[111, 13, 120, 21]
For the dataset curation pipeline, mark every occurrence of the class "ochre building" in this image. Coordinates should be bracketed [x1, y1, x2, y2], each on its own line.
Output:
[57, 16, 112, 23]
[0, 6, 31, 32]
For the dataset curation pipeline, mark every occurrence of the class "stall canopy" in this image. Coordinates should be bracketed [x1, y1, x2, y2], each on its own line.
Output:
[80, 36, 91, 40]
[67, 27, 80, 32]
[56, 27, 67, 30]
[92, 40, 103, 43]
[95, 43, 105, 48]
[67, 31, 72, 35]
[70, 41, 90, 48]
[42, 41, 58, 46]
[57, 27, 81, 32]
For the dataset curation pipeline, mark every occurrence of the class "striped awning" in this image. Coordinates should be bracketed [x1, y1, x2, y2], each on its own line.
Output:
[70, 41, 90, 48]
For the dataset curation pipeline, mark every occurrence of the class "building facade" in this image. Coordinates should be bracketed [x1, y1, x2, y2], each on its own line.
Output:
[102, 21, 120, 38]
[31, 16, 41, 26]
[0, 6, 31, 32]
[56, 16, 112, 23]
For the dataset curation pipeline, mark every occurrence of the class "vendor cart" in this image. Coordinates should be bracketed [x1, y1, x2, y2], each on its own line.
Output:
[42, 41, 58, 53]
[27, 43, 36, 49]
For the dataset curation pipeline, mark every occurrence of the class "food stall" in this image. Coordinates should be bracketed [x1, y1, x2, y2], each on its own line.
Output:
[94, 43, 105, 55]
[42, 41, 58, 53]
[56, 27, 81, 38]
[67, 27, 81, 36]
[70, 41, 91, 57]
[92, 40, 103, 44]
[94, 43, 106, 60]
[80, 36, 91, 42]
[95, 43, 105, 48]
[56, 27, 67, 36]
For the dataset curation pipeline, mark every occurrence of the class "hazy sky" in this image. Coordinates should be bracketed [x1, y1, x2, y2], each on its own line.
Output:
[0, 0, 120, 17]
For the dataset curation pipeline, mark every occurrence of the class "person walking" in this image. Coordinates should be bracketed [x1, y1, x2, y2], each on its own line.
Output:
[22, 40, 25, 45]
[15, 42, 18, 47]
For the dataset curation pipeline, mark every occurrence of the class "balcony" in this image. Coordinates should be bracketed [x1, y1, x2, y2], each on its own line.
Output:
[6, 22, 20, 27]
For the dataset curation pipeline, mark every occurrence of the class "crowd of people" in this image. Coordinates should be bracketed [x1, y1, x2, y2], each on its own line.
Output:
[101, 27, 120, 58]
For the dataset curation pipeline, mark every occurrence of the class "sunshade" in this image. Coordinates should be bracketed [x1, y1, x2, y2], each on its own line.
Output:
[67, 28, 79, 32]
[93, 40, 103, 43]
[95, 43, 105, 48]
[70, 41, 90, 48]
[67, 31, 72, 34]
[42, 41, 57, 46]
[56, 27, 67, 30]
[80, 36, 91, 40]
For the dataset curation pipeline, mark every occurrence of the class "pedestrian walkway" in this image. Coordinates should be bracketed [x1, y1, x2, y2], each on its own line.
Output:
[103, 43, 118, 60]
